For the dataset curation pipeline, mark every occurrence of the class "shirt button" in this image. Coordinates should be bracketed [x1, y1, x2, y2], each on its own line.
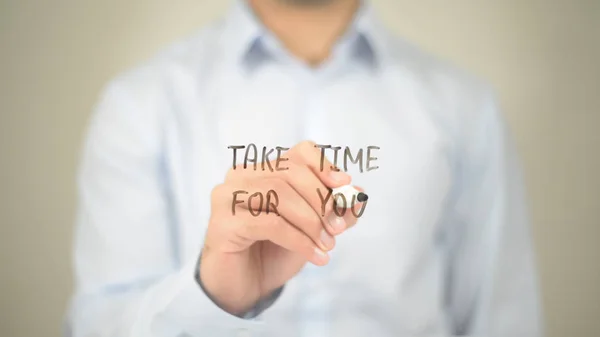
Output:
[237, 328, 251, 337]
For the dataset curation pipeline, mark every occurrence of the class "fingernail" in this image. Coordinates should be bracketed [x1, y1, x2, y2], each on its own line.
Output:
[312, 248, 329, 266]
[329, 171, 350, 184]
[328, 213, 347, 234]
[320, 229, 335, 250]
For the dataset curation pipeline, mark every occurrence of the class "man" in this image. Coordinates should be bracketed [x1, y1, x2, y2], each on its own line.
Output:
[67, 0, 543, 336]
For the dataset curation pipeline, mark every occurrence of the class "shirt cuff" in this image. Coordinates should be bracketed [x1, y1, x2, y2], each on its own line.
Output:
[238, 285, 284, 320]
[194, 254, 285, 320]
[136, 255, 283, 336]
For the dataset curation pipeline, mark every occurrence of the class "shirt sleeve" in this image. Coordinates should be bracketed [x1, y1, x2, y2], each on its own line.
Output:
[441, 91, 544, 336]
[66, 78, 278, 337]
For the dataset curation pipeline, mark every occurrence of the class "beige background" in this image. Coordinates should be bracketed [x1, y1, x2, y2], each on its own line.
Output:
[1, 0, 599, 336]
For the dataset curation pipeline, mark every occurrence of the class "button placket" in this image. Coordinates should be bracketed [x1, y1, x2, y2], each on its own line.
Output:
[298, 72, 334, 337]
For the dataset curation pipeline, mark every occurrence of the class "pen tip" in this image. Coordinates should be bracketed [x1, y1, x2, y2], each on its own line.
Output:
[357, 192, 368, 202]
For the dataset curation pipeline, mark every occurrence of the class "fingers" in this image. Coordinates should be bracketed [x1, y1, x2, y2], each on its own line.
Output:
[286, 141, 351, 188]
[224, 143, 347, 235]
[224, 141, 352, 221]
[342, 185, 367, 230]
[325, 185, 368, 233]
[231, 211, 330, 266]
[215, 173, 366, 237]
[279, 162, 339, 229]
[209, 179, 367, 267]
[213, 141, 366, 267]
[264, 179, 335, 252]
[213, 179, 335, 252]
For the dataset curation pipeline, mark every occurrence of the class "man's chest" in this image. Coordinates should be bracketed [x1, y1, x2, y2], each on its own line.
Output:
[166, 71, 453, 295]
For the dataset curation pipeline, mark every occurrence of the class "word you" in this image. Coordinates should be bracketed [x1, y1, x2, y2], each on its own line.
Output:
[227, 144, 380, 218]
[231, 187, 368, 218]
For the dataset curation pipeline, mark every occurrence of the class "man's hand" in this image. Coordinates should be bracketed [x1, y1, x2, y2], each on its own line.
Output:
[199, 141, 363, 316]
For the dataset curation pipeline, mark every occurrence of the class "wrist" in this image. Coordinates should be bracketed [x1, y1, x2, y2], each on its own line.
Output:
[196, 250, 259, 316]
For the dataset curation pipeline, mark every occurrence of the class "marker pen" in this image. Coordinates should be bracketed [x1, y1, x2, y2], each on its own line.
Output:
[331, 185, 368, 208]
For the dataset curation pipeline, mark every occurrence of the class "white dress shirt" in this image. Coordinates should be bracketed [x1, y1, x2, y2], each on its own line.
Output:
[66, 1, 543, 336]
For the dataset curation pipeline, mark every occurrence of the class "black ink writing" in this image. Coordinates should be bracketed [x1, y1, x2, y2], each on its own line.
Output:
[261, 146, 274, 172]
[275, 146, 289, 171]
[231, 189, 281, 216]
[314, 145, 380, 173]
[366, 146, 380, 172]
[316, 187, 332, 217]
[228, 144, 377, 217]
[228, 145, 245, 170]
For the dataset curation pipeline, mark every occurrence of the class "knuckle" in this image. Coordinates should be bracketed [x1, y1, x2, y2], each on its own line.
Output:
[207, 213, 235, 242]
[207, 213, 220, 229]
[300, 141, 321, 162]
[288, 151, 306, 165]
[210, 184, 227, 201]
[299, 140, 316, 148]
[290, 140, 315, 157]
[225, 167, 236, 181]
[225, 164, 245, 181]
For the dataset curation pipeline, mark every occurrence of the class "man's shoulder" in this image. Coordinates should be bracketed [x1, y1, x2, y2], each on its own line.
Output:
[382, 31, 494, 103]
[101, 21, 224, 100]
[381, 31, 499, 131]
[87, 21, 228, 142]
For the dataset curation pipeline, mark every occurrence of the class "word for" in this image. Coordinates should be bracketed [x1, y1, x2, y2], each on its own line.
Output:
[231, 188, 368, 217]
[228, 144, 380, 173]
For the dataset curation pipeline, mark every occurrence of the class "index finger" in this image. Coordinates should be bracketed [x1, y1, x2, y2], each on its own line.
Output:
[286, 140, 351, 188]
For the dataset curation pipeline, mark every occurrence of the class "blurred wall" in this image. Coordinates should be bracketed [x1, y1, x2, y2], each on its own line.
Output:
[1, 1, 599, 336]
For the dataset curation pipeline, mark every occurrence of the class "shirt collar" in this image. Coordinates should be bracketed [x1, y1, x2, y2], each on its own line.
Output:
[219, 0, 387, 71]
